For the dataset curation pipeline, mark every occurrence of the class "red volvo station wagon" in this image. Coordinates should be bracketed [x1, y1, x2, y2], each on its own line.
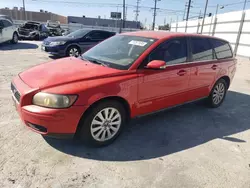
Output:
[11, 31, 237, 146]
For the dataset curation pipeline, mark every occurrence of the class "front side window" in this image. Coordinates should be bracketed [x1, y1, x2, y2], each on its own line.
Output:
[67, 29, 89, 38]
[148, 38, 188, 66]
[82, 35, 156, 70]
[210, 39, 233, 59]
[2, 20, 12, 27]
[191, 37, 215, 61]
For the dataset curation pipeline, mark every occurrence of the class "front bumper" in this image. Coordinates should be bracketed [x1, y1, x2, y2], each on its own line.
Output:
[41, 44, 65, 56]
[19, 34, 37, 39]
[11, 76, 88, 138]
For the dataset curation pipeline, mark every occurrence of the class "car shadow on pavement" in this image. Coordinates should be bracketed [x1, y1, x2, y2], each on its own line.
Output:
[48, 55, 62, 60]
[0, 42, 38, 51]
[44, 91, 250, 161]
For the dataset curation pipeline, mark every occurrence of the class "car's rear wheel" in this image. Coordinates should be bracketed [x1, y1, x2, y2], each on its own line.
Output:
[78, 100, 126, 147]
[207, 79, 227, 108]
[66, 46, 81, 57]
[11, 32, 18, 44]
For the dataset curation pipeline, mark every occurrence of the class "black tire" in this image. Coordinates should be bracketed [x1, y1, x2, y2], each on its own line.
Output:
[11, 32, 18, 44]
[207, 79, 228, 108]
[66, 46, 81, 57]
[77, 100, 126, 147]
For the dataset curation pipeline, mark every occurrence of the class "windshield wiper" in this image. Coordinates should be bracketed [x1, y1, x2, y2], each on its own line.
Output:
[81, 56, 108, 67]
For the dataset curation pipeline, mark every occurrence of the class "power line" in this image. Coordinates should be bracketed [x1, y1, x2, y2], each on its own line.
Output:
[30, 0, 201, 14]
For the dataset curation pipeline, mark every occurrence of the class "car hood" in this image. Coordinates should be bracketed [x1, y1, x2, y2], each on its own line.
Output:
[19, 57, 122, 89]
[44, 36, 75, 42]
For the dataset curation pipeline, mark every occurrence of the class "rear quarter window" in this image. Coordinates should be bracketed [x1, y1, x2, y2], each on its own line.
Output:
[210, 38, 233, 59]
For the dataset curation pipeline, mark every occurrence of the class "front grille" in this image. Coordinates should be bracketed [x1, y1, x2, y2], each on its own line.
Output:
[11, 83, 21, 102]
[18, 30, 29, 36]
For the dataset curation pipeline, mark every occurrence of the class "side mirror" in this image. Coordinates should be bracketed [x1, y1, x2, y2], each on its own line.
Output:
[146, 60, 166, 69]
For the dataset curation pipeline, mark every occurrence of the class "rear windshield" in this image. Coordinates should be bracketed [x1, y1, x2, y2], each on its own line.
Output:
[209, 39, 233, 59]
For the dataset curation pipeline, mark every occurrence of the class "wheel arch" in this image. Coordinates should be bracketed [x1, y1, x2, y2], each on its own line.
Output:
[75, 96, 131, 135]
[13, 31, 18, 36]
[217, 75, 230, 89]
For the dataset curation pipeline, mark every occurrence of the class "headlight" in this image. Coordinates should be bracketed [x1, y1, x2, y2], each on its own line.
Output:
[32, 93, 77, 108]
[49, 41, 66, 46]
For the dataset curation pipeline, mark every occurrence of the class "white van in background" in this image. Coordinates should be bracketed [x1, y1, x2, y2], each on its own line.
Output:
[0, 15, 18, 44]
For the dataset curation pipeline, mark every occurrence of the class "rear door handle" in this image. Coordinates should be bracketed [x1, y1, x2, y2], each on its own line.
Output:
[211, 65, 218, 70]
[177, 70, 187, 76]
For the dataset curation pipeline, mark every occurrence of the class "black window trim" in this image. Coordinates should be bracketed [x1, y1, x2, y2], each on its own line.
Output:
[138, 36, 190, 69]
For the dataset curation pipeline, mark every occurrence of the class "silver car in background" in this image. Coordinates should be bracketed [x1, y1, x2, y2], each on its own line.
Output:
[0, 15, 18, 44]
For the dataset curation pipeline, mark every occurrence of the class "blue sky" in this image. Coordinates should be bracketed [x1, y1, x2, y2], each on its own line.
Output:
[1, 0, 249, 27]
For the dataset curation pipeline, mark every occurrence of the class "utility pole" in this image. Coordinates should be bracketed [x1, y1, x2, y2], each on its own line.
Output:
[201, 0, 209, 34]
[243, 0, 247, 11]
[123, 0, 126, 28]
[185, 0, 192, 32]
[125, 6, 128, 20]
[152, 0, 160, 30]
[134, 0, 140, 21]
[215, 4, 219, 17]
[22, 0, 26, 20]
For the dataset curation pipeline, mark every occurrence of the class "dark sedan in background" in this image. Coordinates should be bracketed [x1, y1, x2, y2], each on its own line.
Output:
[41, 29, 116, 57]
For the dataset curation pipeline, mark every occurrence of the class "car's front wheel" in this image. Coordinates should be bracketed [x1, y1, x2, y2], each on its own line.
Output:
[66, 46, 81, 57]
[78, 100, 126, 146]
[11, 32, 18, 44]
[207, 79, 227, 108]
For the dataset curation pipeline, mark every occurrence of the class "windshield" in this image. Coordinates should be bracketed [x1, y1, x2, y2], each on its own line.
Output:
[82, 35, 156, 70]
[67, 29, 89, 38]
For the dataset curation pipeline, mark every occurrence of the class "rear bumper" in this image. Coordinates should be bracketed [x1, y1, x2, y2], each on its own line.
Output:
[12, 76, 88, 137]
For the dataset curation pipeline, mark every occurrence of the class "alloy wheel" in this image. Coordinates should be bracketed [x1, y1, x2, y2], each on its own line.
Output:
[69, 48, 79, 57]
[212, 82, 225, 105]
[90, 107, 121, 142]
[14, 34, 18, 43]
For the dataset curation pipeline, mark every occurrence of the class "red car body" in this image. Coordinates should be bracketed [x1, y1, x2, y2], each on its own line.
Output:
[11, 31, 237, 139]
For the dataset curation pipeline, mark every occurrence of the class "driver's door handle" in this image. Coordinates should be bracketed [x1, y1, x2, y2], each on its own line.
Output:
[177, 70, 187, 76]
[211, 64, 218, 70]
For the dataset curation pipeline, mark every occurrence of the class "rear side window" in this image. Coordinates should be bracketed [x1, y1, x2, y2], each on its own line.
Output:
[89, 31, 110, 40]
[191, 37, 215, 61]
[149, 38, 188, 65]
[210, 39, 233, 59]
